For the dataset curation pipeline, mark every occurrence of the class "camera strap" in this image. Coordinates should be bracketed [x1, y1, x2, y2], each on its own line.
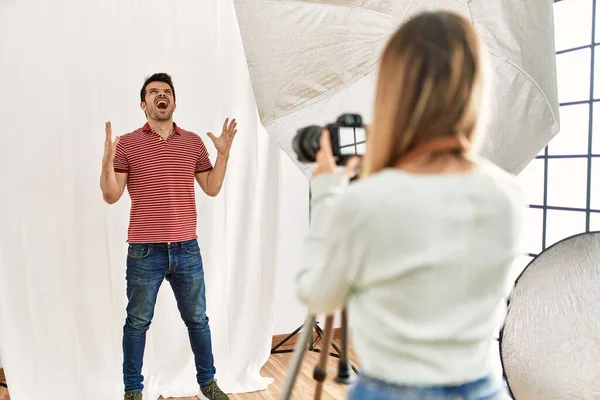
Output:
[397, 134, 471, 166]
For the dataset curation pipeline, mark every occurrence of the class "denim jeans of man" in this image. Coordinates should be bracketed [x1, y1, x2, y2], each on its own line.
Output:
[122, 239, 216, 392]
[347, 373, 510, 400]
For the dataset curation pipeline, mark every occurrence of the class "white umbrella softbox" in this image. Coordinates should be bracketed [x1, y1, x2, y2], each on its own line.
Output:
[232, 0, 560, 177]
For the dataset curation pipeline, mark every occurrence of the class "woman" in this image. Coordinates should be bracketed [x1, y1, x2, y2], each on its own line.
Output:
[295, 10, 524, 400]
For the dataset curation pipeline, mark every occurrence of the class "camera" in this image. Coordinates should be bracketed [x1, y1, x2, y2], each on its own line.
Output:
[292, 113, 366, 165]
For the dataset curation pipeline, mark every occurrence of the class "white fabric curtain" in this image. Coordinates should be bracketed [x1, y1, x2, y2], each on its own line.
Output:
[0, 1, 296, 398]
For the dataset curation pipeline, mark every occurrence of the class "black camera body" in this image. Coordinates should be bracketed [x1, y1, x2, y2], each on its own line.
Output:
[292, 113, 366, 165]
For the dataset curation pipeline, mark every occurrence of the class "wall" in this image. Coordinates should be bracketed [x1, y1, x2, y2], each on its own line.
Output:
[270, 146, 344, 335]
[272, 150, 310, 335]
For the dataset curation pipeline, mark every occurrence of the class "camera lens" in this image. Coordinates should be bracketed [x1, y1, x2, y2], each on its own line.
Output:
[292, 125, 322, 163]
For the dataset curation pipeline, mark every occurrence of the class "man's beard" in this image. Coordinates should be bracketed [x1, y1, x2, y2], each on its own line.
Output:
[150, 108, 173, 121]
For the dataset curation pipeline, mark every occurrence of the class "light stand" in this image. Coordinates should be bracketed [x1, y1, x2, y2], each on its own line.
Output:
[270, 315, 353, 361]
[271, 185, 321, 357]
[270, 319, 320, 354]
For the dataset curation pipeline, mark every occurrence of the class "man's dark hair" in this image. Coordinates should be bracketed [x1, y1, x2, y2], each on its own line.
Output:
[140, 73, 176, 102]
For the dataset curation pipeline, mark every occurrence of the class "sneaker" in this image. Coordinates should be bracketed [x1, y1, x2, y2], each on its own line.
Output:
[200, 379, 229, 400]
[124, 390, 142, 400]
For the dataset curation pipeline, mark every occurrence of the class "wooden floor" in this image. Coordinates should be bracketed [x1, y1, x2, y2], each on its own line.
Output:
[167, 335, 359, 400]
[0, 337, 359, 400]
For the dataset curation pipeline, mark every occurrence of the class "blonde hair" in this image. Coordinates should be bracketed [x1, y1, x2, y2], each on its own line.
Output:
[361, 11, 490, 177]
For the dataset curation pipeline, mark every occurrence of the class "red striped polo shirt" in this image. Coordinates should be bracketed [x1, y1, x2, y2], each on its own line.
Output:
[113, 122, 213, 243]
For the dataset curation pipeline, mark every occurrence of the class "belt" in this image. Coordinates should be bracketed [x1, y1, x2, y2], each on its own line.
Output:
[152, 242, 179, 248]
[139, 240, 193, 249]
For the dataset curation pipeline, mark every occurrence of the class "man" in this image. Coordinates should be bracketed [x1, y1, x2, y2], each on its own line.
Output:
[100, 73, 235, 400]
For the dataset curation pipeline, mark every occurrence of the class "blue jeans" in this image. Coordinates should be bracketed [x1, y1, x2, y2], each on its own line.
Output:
[347, 374, 508, 400]
[122, 239, 216, 392]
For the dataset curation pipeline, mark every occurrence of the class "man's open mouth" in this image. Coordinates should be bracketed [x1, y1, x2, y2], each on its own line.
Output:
[156, 99, 168, 109]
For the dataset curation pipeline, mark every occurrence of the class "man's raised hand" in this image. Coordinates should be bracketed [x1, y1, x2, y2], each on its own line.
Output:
[103, 121, 120, 164]
[207, 117, 238, 157]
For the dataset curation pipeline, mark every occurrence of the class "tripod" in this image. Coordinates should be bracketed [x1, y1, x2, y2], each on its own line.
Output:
[278, 309, 358, 400]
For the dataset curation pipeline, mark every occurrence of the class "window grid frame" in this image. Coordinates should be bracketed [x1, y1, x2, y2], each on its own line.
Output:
[587, 0, 597, 233]
[529, 0, 599, 256]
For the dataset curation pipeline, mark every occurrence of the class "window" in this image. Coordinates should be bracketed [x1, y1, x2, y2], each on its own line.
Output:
[515, 0, 599, 276]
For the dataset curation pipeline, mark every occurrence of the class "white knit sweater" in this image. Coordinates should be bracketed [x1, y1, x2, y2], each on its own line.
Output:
[296, 159, 525, 386]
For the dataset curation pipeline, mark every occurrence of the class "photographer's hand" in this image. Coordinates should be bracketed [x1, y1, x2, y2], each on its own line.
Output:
[313, 129, 360, 178]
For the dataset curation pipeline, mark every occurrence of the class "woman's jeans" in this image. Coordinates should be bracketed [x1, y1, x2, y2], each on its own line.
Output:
[122, 239, 216, 392]
[348, 373, 509, 400]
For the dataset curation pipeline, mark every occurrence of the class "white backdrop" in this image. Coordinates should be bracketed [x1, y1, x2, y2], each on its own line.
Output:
[0, 1, 310, 399]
